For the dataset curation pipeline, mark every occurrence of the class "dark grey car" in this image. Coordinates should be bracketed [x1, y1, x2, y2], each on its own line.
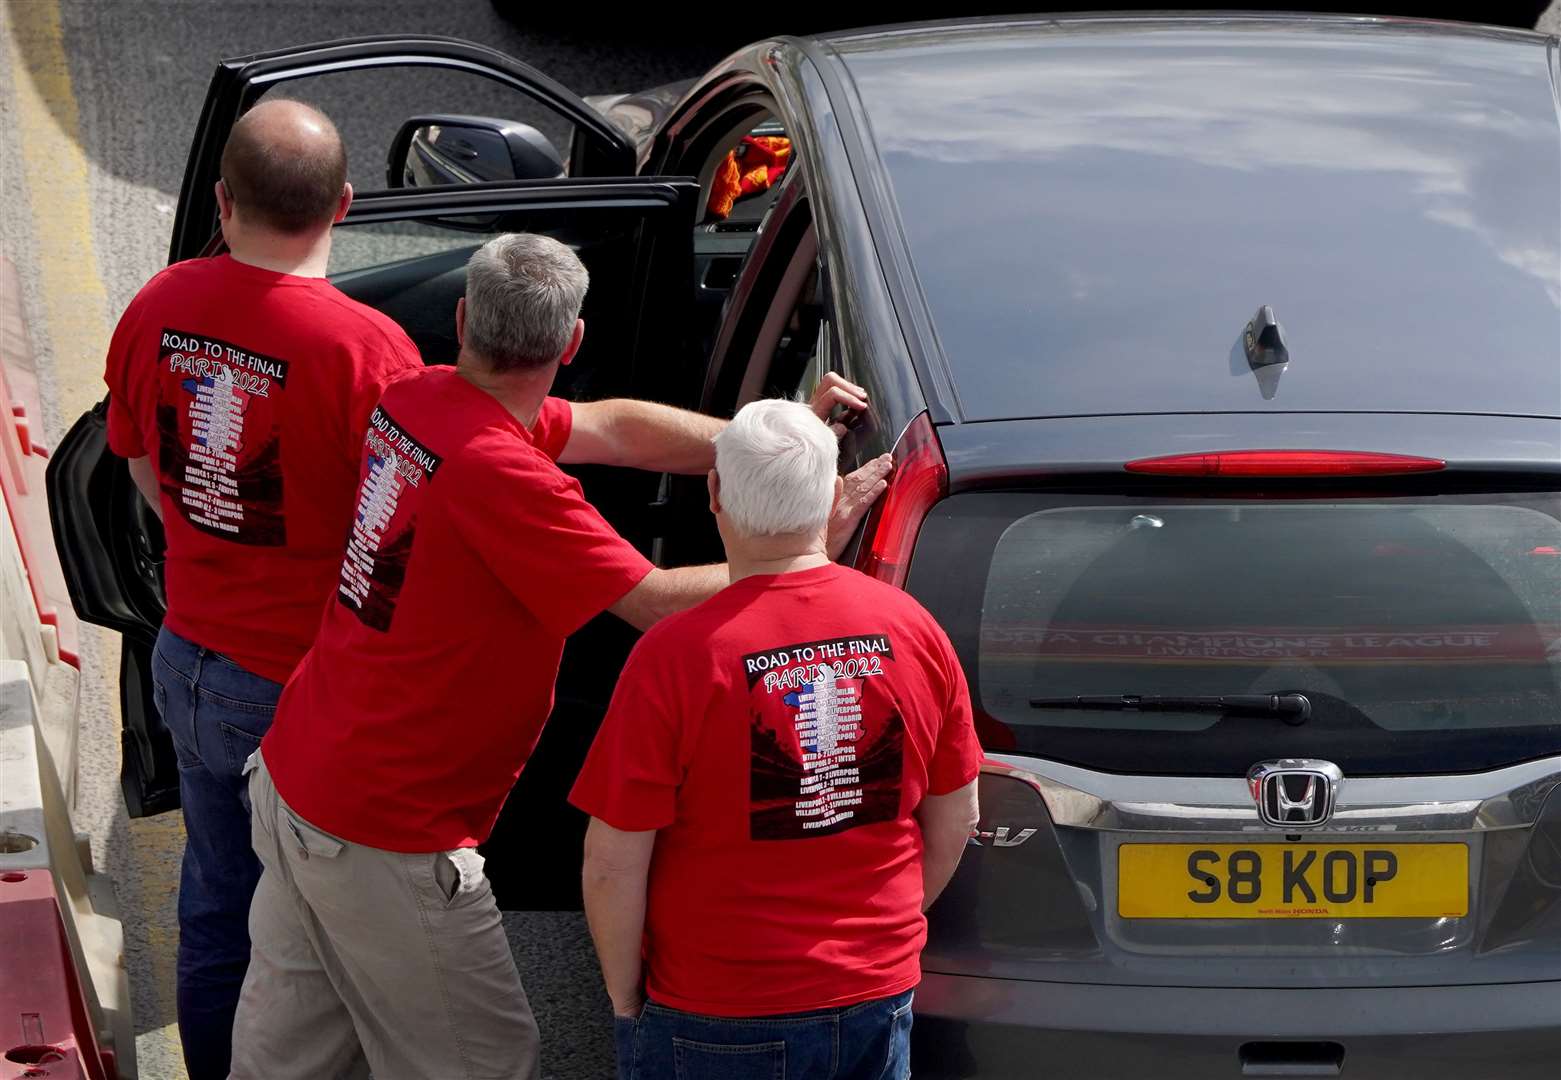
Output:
[839, 16, 1561, 1078]
[50, 12, 1561, 1078]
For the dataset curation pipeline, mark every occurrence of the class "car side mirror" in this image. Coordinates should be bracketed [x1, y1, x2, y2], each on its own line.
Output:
[386, 115, 566, 188]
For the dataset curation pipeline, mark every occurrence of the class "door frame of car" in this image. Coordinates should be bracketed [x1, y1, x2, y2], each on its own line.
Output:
[169, 35, 642, 264]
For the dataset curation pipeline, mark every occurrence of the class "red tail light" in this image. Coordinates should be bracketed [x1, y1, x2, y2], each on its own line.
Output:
[1124, 450, 1446, 477]
[855, 412, 947, 588]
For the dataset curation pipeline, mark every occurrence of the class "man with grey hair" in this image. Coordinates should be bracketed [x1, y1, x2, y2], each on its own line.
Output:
[229, 233, 891, 1079]
[571, 399, 982, 1080]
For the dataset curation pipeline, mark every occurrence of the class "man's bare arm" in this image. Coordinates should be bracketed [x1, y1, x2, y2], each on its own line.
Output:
[609, 565, 730, 631]
[561, 400, 725, 474]
[560, 374, 874, 474]
[126, 455, 163, 522]
[582, 819, 657, 1018]
[607, 450, 892, 631]
[916, 777, 980, 911]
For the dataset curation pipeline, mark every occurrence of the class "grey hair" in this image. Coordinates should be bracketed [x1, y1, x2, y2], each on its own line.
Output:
[463, 233, 589, 371]
[714, 399, 839, 537]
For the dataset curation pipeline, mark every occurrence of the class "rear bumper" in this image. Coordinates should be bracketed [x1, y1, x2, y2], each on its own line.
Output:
[913, 974, 1561, 1079]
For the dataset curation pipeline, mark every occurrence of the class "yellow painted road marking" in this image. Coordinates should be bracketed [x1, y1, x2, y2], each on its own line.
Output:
[3, 1, 187, 1075]
[3, 0, 110, 422]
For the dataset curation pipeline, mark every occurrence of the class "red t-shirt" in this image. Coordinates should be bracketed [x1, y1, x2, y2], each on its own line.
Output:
[569, 563, 982, 1017]
[103, 254, 422, 682]
[263, 366, 654, 853]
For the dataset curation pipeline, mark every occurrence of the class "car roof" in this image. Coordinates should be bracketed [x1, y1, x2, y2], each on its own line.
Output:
[821, 15, 1561, 422]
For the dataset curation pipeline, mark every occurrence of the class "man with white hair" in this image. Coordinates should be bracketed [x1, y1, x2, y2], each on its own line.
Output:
[571, 399, 982, 1080]
[229, 233, 890, 1080]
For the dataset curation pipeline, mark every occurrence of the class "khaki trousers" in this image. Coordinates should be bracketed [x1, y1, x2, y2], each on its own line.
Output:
[229, 753, 540, 1080]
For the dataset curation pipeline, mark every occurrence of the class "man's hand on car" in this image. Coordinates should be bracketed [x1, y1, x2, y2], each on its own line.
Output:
[810, 372, 869, 438]
[827, 453, 893, 561]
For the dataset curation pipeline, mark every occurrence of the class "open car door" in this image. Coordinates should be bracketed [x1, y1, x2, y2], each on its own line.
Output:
[48, 406, 171, 816]
[47, 35, 694, 834]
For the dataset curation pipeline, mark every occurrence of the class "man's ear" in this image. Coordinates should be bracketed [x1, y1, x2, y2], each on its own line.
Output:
[559, 318, 585, 368]
[215, 179, 234, 223]
[335, 182, 354, 223]
[455, 297, 466, 345]
[833, 475, 844, 506]
[707, 469, 721, 517]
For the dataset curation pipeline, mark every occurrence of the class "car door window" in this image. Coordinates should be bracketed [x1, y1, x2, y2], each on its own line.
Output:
[710, 194, 837, 416]
[244, 66, 576, 196]
[700, 116, 793, 226]
[327, 218, 482, 277]
[325, 218, 497, 367]
[689, 112, 794, 362]
[327, 188, 692, 404]
[735, 228, 836, 409]
[172, 38, 638, 262]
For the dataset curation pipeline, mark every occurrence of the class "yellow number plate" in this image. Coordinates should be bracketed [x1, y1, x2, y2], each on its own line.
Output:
[1118, 843, 1468, 919]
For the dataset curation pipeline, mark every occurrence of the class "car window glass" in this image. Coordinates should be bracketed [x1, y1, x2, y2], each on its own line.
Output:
[909, 491, 1561, 775]
[730, 218, 827, 409]
[699, 115, 791, 227]
[685, 112, 792, 370]
[755, 256, 832, 402]
[327, 218, 484, 280]
[324, 214, 621, 384]
[982, 501, 1560, 732]
[253, 66, 577, 194]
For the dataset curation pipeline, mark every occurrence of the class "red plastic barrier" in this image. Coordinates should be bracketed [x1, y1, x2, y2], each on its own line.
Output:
[0, 256, 80, 668]
[0, 871, 112, 1080]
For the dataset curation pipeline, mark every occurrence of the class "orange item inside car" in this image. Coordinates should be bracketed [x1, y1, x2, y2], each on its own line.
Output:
[706, 136, 792, 219]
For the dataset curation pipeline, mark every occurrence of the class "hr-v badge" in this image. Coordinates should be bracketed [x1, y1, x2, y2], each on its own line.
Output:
[969, 825, 1038, 847]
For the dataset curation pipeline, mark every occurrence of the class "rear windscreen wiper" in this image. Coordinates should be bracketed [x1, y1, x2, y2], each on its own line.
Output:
[1028, 692, 1312, 725]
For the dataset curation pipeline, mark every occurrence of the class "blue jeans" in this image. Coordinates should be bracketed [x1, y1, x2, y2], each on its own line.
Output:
[151, 626, 283, 1080]
[617, 990, 914, 1080]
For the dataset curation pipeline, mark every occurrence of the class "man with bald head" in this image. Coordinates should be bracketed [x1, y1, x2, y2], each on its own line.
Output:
[101, 98, 422, 1078]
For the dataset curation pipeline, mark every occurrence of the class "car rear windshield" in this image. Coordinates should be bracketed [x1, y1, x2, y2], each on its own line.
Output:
[908, 491, 1561, 775]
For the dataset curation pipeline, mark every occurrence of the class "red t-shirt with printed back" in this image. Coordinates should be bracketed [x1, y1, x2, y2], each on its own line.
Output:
[569, 562, 983, 1018]
[103, 254, 423, 682]
[262, 366, 655, 853]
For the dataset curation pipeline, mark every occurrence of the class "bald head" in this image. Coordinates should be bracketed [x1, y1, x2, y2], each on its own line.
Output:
[219, 100, 347, 235]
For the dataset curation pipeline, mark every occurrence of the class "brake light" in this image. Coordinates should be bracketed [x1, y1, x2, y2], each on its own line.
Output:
[855, 412, 947, 588]
[1124, 450, 1446, 477]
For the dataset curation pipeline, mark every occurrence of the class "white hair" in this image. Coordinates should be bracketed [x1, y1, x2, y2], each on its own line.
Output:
[714, 399, 838, 537]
